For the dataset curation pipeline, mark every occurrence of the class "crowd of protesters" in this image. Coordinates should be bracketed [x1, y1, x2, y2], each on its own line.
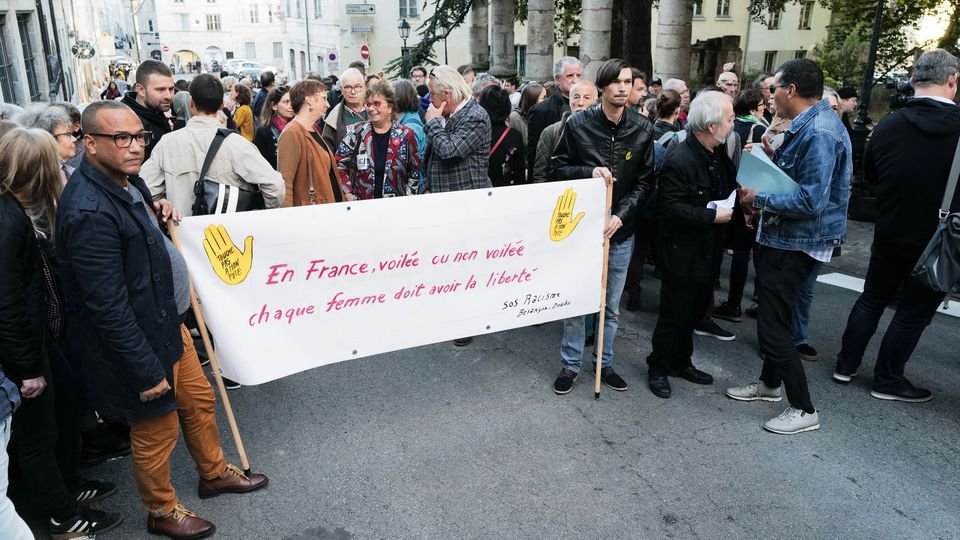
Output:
[1, 48, 958, 538]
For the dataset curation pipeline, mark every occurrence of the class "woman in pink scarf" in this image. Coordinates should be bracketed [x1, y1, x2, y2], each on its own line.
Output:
[253, 85, 293, 170]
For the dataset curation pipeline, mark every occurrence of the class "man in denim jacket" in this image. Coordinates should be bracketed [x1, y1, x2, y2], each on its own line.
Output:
[726, 59, 851, 435]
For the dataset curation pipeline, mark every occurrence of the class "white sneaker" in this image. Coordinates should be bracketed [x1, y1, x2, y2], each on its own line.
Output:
[725, 381, 782, 402]
[763, 407, 820, 435]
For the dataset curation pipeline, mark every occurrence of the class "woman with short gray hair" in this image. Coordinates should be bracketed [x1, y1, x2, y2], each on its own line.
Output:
[15, 105, 79, 180]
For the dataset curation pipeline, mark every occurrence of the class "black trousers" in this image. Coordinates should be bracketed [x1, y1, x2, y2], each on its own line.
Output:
[647, 274, 713, 377]
[10, 338, 83, 520]
[755, 247, 816, 412]
[838, 243, 945, 390]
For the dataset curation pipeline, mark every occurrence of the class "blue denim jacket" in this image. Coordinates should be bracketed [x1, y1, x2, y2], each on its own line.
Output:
[753, 99, 852, 250]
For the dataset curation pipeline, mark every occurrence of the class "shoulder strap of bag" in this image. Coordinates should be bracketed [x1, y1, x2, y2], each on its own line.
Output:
[940, 136, 960, 218]
[199, 128, 232, 182]
[489, 126, 512, 157]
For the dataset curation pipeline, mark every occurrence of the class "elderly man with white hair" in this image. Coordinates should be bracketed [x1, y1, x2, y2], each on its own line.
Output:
[646, 90, 736, 400]
[662, 78, 691, 125]
[526, 56, 584, 179]
[422, 65, 492, 194]
[322, 67, 367, 150]
[531, 79, 598, 183]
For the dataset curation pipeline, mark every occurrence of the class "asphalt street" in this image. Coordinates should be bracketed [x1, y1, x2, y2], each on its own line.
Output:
[22, 219, 960, 539]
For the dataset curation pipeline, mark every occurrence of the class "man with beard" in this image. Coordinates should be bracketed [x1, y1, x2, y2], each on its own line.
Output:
[548, 58, 656, 395]
[646, 91, 736, 399]
[121, 60, 175, 160]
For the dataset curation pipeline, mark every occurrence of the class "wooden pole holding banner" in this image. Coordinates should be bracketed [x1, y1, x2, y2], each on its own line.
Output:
[594, 183, 615, 400]
[167, 221, 253, 475]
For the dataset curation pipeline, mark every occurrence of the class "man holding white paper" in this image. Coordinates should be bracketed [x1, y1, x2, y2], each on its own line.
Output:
[726, 59, 851, 435]
[646, 91, 737, 399]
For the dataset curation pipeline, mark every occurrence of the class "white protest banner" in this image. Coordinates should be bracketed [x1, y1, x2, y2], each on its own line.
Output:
[176, 179, 605, 385]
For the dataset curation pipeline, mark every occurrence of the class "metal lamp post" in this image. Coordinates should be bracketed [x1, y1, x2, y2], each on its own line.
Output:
[437, 17, 449, 65]
[398, 18, 411, 77]
[848, 0, 888, 221]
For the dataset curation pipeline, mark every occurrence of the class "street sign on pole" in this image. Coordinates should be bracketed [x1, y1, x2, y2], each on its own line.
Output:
[360, 45, 370, 60]
[345, 4, 376, 14]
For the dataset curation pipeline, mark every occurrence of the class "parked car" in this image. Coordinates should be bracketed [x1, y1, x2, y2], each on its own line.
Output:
[236, 62, 278, 80]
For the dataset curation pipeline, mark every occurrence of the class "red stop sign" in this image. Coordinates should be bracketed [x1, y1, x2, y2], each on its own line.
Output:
[360, 45, 370, 60]
[162, 45, 169, 52]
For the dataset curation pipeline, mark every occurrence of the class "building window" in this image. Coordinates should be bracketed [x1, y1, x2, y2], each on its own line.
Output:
[0, 16, 21, 104]
[273, 41, 282, 58]
[206, 14, 221, 31]
[16, 14, 42, 102]
[176, 13, 189, 30]
[296, 0, 302, 18]
[207, 0, 216, 3]
[148, 19, 154, 32]
[716, 0, 730, 18]
[795, 49, 807, 59]
[173, 0, 184, 3]
[514, 45, 526, 77]
[799, 1, 814, 29]
[314, 0, 322, 18]
[289, 48, 296, 77]
[692, 0, 703, 17]
[763, 51, 777, 73]
[300, 50, 306, 75]
[268, 7, 273, 22]
[767, 9, 781, 29]
[399, 0, 419, 18]
[245, 42, 256, 58]
[249, 4, 259, 23]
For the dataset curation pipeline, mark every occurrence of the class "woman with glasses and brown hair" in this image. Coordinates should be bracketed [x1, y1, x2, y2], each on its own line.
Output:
[253, 85, 293, 170]
[334, 81, 421, 200]
[277, 79, 343, 206]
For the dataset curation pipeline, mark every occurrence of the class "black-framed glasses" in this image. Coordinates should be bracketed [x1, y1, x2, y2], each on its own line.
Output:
[52, 131, 75, 140]
[342, 84, 364, 93]
[769, 84, 790, 93]
[87, 131, 153, 148]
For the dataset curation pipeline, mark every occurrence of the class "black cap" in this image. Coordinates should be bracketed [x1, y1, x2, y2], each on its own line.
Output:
[650, 77, 662, 86]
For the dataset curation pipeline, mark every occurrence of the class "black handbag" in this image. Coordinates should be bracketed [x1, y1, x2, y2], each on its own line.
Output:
[911, 136, 960, 296]
[192, 128, 265, 216]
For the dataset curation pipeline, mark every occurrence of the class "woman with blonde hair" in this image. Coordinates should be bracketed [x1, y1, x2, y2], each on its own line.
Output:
[277, 79, 343, 206]
[0, 127, 122, 539]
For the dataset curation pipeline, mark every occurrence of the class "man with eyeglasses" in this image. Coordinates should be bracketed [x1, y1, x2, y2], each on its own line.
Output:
[726, 59, 851, 435]
[121, 59, 175, 160]
[322, 67, 367, 150]
[56, 101, 269, 539]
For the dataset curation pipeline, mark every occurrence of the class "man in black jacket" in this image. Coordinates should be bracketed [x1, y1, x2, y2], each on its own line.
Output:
[548, 58, 656, 394]
[121, 59, 175, 160]
[526, 56, 582, 180]
[57, 101, 268, 539]
[646, 91, 737, 399]
[835, 49, 960, 402]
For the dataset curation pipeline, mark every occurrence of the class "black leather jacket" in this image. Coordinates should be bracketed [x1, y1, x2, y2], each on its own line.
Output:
[548, 105, 656, 243]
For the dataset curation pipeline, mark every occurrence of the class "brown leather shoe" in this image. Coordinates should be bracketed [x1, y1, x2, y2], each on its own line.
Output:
[147, 504, 215, 539]
[198, 463, 269, 498]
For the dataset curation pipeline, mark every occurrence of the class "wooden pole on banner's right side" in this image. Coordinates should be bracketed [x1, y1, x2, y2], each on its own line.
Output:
[167, 221, 253, 475]
[594, 182, 614, 400]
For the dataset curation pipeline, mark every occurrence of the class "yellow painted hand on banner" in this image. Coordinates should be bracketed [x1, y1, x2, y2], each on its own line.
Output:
[203, 224, 253, 285]
[550, 188, 585, 242]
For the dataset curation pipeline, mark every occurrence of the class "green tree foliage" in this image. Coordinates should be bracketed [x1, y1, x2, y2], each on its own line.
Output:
[749, 0, 949, 85]
[812, 28, 869, 86]
[383, 0, 473, 76]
